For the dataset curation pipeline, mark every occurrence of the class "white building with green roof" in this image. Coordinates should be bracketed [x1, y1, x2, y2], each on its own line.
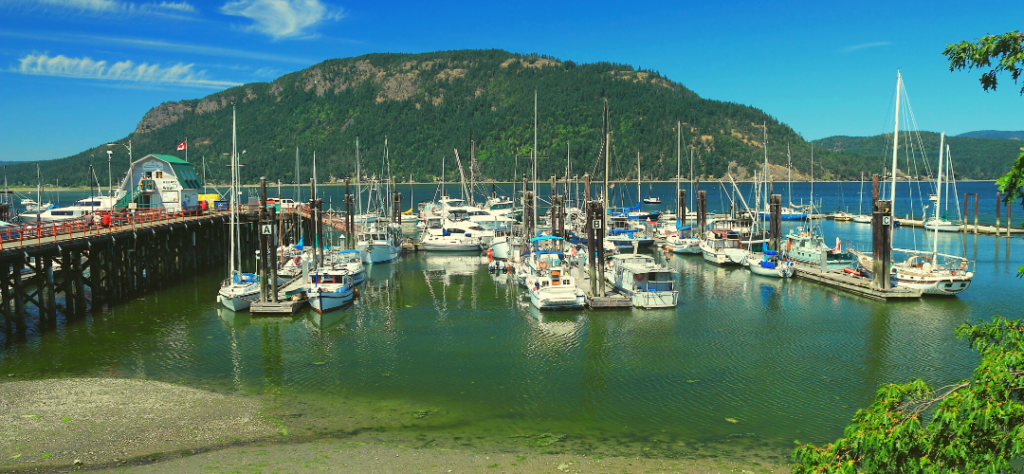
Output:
[114, 154, 201, 212]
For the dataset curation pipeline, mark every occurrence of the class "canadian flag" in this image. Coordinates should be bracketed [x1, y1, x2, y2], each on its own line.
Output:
[176, 140, 187, 151]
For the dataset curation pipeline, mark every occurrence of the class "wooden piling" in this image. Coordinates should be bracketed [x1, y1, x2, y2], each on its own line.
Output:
[769, 194, 781, 251]
[871, 200, 892, 290]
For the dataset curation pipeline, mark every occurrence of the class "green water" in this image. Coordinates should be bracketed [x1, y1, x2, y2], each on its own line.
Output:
[1, 220, 1022, 460]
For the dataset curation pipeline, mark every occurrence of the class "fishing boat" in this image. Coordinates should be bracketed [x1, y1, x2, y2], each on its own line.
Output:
[332, 249, 366, 284]
[308, 267, 355, 313]
[604, 253, 679, 308]
[521, 236, 586, 310]
[745, 250, 794, 278]
[356, 223, 402, 264]
[699, 229, 745, 265]
[783, 226, 855, 270]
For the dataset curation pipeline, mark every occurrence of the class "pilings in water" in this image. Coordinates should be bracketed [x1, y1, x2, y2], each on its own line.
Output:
[678, 189, 686, 226]
[696, 191, 708, 235]
[871, 199, 893, 291]
[769, 194, 781, 251]
[1, 213, 233, 333]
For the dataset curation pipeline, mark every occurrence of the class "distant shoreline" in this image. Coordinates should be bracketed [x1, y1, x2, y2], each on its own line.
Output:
[3, 179, 999, 192]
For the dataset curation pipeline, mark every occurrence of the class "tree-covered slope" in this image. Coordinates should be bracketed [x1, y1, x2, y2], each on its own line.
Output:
[957, 130, 1024, 140]
[7, 49, 1002, 187]
[813, 132, 1023, 180]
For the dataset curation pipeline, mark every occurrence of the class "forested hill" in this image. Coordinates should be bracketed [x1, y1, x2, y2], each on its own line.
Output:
[7, 49, 1004, 187]
[957, 130, 1024, 140]
[812, 133, 1023, 179]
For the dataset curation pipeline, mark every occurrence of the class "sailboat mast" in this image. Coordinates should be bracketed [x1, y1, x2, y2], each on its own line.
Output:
[787, 144, 792, 207]
[356, 137, 361, 215]
[533, 89, 538, 231]
[676, 121, 681, 220]
[294, 146, 300, 202]
[229, 106, 237, 275]
[637, 151, 641, 206]
[890, 70, 902, 224]
[810, 144, 814, 212]
[933, 131, 945, 258]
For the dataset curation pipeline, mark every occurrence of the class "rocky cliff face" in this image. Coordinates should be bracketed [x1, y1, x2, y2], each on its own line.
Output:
[134, 102, 191, 134]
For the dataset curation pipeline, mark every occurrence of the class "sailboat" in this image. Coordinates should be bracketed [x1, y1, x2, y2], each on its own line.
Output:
[852, 172, 871, 223]
[861, 73, 974, 295]
[923, 140, 963, 232]
[356, 138, 403, 263]
[19, 165, 54, 218]
[666, 126, 700, 254]
[218, 106, 262, 311]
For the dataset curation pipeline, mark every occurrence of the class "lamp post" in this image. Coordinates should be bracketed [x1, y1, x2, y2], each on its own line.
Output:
[106, 140, 132, 197]
[105, 150, 113, 198]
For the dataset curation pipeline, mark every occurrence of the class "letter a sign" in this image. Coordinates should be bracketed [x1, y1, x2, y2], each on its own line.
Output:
[261, 224, 273, 235]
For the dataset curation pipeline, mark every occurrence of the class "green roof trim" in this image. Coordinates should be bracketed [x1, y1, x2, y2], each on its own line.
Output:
[150, 154, 189, 164]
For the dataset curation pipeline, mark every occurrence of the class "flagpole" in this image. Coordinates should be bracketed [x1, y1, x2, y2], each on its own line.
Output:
[185, 137, 188, 162]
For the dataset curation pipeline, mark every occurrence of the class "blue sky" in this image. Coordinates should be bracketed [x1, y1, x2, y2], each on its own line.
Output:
[1, 0, 1022, 162]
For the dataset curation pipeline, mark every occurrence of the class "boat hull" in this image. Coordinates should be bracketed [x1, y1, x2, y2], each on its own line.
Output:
[747, 261, 794, 278]
[309, 288, 354, 313]
[529, 288, 586, 310]
[358, 243, 401, 264]
[217, 289, 258, 311]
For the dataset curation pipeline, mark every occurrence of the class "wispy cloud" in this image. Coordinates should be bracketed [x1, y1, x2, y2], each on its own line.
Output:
[220, 0, 344, 39]
[840, 41, 892, 53]
[9, 0, 198, 19]
[15, 53, 240, 89]
[0, 30, 314, 65]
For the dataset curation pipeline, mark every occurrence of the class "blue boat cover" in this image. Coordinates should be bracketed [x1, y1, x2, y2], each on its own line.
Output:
[759, 261, 777, 269]
[764, 250, 778, 256]
[530, 235, 565, 242]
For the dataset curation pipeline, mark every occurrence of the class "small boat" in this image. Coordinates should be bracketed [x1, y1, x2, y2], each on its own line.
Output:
[217, 272, 261, 311]
[356, 223, 403, 264]
[420, 231, 483, 251]
[332, 249, 366, 284]
[643, 197, 661, 204]
[833, 211, 853, 222]
[923, 217, 961, 232]
[852, 214, 871, 224]
[699, 229, 745, 266]
[522, 236, 587, 310]
[745, 250, 794, 278]
[605, 253, 679, 308]
[308, 268, 355, 313]
[783, 226, 855, 270]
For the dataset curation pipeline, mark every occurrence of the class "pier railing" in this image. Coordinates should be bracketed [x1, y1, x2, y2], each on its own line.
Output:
[0, 207, 231, 251]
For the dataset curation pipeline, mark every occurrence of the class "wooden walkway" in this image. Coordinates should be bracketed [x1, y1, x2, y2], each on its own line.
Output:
[792, 263, 921, 301]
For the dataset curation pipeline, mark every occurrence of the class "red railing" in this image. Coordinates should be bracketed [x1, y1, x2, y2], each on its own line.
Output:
[0, 206, 232, 252]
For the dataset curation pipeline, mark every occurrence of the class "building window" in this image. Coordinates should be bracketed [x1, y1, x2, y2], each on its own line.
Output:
[156, 171, 164, 179]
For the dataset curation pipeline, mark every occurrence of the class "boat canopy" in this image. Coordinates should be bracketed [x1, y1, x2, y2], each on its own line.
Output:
[764, 250, 778, 256]
[338, 249, 360, 254]
[530, 236, 565, 242]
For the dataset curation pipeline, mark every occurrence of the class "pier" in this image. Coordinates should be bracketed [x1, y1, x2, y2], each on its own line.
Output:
[791, 263, 922, 300]
[0, 208, 258, 331]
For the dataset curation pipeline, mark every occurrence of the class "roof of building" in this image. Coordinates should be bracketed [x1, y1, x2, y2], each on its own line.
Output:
[150, 154, 189, 164]
[138, 154, 200, 189]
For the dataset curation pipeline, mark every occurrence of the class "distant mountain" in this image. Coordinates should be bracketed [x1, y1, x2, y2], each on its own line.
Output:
[0, 49, 988, 186]
[813, 132, 1022, 179]
[957, 130, 1024, 140]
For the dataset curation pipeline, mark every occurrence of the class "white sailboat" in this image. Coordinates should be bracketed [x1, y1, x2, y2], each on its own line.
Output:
[218, 106, 261, 311]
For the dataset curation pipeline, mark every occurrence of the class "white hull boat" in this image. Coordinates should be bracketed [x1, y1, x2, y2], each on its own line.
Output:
[604, 253, 679, 308]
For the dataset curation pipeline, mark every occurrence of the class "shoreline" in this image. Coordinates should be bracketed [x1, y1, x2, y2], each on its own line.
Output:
[4, 179, 1000, 192]
[1, 377, 789, 474]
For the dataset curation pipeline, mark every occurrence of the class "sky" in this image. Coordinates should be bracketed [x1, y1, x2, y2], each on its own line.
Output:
[1, 0, 1022, 162]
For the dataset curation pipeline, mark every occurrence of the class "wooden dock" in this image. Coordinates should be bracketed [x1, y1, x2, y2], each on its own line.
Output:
[574, 267, 632, 309]
[250, 277, 308, 314]
[792, 263, 921, 301]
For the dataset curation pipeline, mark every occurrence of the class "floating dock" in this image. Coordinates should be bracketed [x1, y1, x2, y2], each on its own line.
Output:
[250, 277, 308, 314]
[574, 267, 632, 309]
[792, 263, 921, 301]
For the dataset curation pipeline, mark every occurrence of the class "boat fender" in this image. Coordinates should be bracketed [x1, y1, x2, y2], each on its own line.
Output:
[538, 260, 548, 269]
[293, 257, 301, 266]
[634, 273, 645, 282]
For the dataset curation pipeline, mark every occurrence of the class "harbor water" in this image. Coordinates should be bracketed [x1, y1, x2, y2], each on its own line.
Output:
[1, 181, 1022, 461]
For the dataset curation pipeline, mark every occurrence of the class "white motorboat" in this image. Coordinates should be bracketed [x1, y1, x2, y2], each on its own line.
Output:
[522, 236, 586, 310]
[852, 214, 872, 224]
[699, 229, 744, 266]
[745, 250, 794, 278]
[604, 253, 679, 308]
[356, 223, 402, 264]
[308, 267, 355, 313]
[923, 217, 961, 232]
[25, 195, 118, 222]
[332, 249, 366, 284]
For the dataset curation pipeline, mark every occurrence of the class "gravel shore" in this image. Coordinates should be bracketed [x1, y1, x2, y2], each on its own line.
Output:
[0, 378, 785, 474]
[0, 378, 274, 472]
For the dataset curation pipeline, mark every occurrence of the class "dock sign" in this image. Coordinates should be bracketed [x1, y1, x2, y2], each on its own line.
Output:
[261, 224, 273, 235]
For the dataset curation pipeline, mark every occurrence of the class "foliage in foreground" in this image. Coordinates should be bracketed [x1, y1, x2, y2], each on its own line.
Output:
[945, 30, 1024, 276]
[792, 317, 1024, 473]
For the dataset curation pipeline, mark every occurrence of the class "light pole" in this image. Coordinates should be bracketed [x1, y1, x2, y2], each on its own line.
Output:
[105, 150, 113, 197]
[106, 140, 132, 197]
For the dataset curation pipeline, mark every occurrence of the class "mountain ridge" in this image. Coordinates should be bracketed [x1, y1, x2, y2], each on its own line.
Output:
[4, 49, 1015, 187]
